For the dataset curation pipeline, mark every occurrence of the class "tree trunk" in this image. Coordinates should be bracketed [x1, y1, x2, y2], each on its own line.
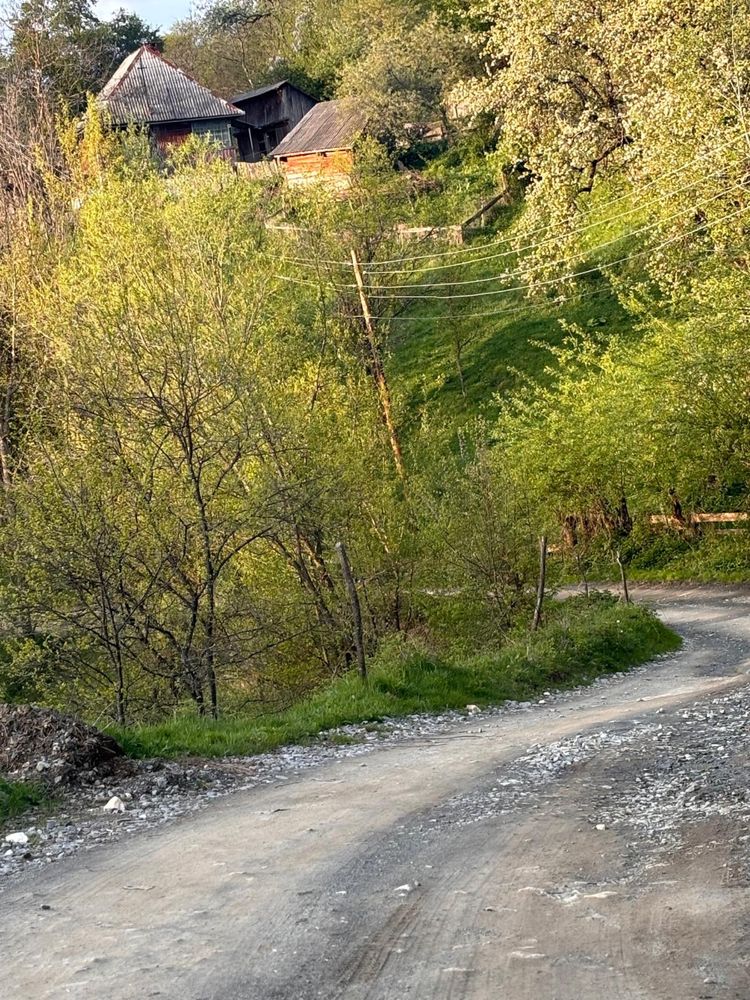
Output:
[336, 541, 367, 681]
[114, 651, 126, 726]
[454, 338, 467, 397]
[577, 554, 590, 599]
[205, 579, 218, 720]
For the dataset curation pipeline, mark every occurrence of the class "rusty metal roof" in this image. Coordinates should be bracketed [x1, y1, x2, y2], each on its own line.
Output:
[272, 100, 365, 157]
[99, 46, 243, 126]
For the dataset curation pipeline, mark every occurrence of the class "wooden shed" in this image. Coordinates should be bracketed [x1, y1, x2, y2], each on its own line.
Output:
[98, 46, 243, 160]
[271, 100, 365, 189]
[230, 81, 317, 162]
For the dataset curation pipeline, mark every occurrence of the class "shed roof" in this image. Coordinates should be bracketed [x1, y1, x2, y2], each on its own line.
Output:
[99, 46, 243, 126]
[232, 80, 289, 104]
[272, 100, 365, 157]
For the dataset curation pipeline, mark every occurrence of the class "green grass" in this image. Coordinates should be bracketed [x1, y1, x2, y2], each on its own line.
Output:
[629, 532, 750, 584]
[0, 778, 46, 822]
[113, 595, 680, 760]
[387, 172, 673, 439]
[389, 265, 635, 439]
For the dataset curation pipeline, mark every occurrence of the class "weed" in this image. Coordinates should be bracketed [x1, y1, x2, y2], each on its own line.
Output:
[0, 778, 46, 822]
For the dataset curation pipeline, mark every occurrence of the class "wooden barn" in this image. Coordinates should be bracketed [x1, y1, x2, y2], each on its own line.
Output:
[98, 46, 243, 160]
[271, 100, 366, 189]
[230, 81, 317, 162]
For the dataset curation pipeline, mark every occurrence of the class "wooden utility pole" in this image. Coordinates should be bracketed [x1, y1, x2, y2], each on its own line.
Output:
[336, 541, 367, 681]
[350, 249, 406, 480]
[532, 535, 548, 631]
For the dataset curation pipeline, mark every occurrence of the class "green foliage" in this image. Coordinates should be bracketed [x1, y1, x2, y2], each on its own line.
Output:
[6, 0, 163, 109]
[460, 0, 750, 288]
[630, 533, 750, 584]
[406, 133, 504, 225]
[0, 778, 46, 821]
[113, 595, 679, 758]
[391, 280, 632, 437]
[3, 0, 749, 744]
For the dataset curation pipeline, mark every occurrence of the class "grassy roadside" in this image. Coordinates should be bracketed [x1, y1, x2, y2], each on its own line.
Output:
[0, 778, 45, 823]
[560, 534, 750, 586]
[114, 594, 681, 760]
[628, 533, 750, 584]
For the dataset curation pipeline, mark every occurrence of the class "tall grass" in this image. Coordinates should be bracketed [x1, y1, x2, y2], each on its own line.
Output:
[0, 778, 45, 822]
[113, 594, 680, 759]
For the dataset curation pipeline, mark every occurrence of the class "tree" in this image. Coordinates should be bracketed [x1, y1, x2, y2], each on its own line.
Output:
[459, 0, 750, 284]
[338, 10, 470, 147]
[4, 0, 163, 110]
[0, 121, 436, 721]
[165, 1, 301, 98]
[104, 9, 164, 66]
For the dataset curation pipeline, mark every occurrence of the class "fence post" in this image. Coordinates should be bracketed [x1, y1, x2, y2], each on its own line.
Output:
[532, 535, 548, 631]
[616, 549, 631, 604]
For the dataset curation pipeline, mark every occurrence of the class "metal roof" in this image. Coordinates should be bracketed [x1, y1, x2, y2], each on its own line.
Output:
[99, 46, 243, 126]
[272, 100, 365, 157]
[231, 80, 289, 104]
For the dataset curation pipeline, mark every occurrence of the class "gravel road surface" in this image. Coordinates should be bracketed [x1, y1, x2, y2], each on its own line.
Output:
[2, 584, 750, 999]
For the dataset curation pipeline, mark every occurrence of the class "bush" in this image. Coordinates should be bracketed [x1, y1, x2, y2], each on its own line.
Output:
[113, 593, 680, 759]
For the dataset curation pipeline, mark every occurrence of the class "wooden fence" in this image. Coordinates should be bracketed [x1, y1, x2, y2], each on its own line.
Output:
[649, 512, 750, 530]
[547, 512, 749, 556]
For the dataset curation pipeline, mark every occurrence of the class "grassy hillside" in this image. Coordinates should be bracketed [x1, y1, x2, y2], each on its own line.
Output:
[386, 177, 750, 584]
[391, 278, 630, 432]
[388, 181, 647, 434]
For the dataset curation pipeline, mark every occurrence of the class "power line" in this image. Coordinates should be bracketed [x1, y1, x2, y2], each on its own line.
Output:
[364, 203, 750, 301]
[276, 137, 742, 271]
[276, 202, 749, 304]
[339, 282, 617, 323]
[350, 182, 748, 291]
[282, 160, 746, 278]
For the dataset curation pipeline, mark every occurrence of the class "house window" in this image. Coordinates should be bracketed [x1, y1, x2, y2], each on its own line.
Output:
[192, 120, 233, 148]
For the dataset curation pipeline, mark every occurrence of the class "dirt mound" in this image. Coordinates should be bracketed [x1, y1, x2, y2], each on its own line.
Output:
[0, 704, 124, 786]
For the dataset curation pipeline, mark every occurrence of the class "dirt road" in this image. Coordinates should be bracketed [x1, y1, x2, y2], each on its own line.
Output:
[3, 585, 750, 1000]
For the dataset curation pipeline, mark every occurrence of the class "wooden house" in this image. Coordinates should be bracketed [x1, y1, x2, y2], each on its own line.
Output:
[230, 81, 317, 162]
[98, 46, 243, 160]
[271, 100, 366, 189]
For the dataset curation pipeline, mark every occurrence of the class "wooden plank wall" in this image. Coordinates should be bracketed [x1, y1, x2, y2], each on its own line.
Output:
[278, 150, 355, 190]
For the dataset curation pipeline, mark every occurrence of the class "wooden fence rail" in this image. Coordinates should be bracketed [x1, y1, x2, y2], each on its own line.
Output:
[547, 512, 749, 556]
[649, 512, 750, 528]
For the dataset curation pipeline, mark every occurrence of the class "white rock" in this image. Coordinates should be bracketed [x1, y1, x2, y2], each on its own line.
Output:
[595, 823, 606, 831]
[103, 796, 126, 814]
[4, 832, 29, 846]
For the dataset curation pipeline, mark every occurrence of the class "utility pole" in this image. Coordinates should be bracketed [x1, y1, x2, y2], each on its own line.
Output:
[350, 249, 406, 480]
